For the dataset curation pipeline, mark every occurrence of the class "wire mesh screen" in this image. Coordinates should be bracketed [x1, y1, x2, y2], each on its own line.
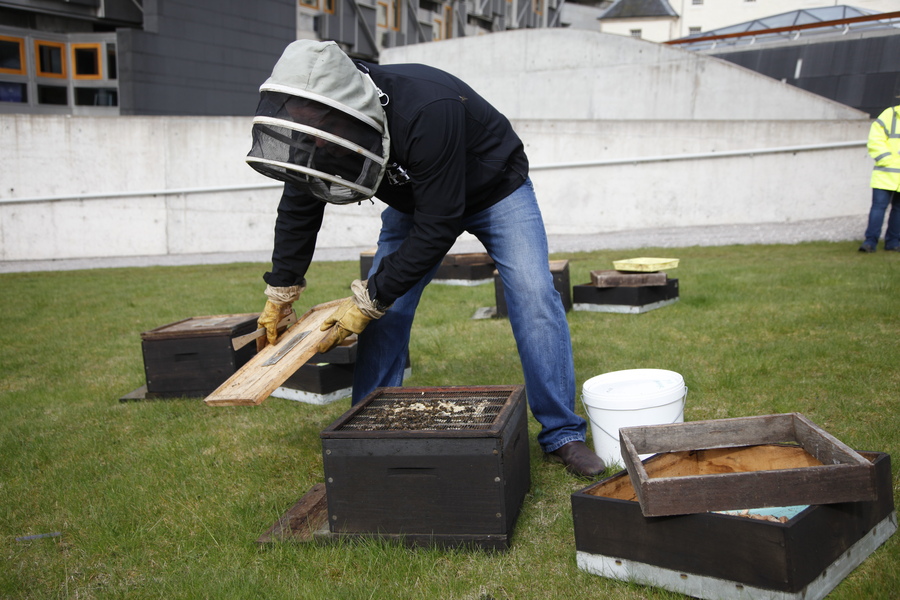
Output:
[337, 389, 513, 432]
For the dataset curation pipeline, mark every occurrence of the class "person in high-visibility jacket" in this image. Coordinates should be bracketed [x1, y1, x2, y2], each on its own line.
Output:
[860, 103, 900, 252]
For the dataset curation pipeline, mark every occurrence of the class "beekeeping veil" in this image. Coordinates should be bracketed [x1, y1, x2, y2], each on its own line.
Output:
[246, 40, 390, 204]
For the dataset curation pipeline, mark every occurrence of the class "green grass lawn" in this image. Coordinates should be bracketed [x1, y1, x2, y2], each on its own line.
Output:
[1, 241, 898, 599]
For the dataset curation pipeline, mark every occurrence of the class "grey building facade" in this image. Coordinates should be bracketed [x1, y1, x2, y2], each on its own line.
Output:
[1, 0, 562, 117]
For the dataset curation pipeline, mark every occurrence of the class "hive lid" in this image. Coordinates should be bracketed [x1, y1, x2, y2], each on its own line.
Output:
[613, 257, 679, 272]
[141, 314, 258, 340]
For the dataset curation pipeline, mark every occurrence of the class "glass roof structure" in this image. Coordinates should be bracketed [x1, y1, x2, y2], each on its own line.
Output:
[671, 6, 900, 50]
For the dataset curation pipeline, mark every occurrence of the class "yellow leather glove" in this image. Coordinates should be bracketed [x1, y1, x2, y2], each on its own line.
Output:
[257, 283, 304, 350]
[317, 279, 388, 354]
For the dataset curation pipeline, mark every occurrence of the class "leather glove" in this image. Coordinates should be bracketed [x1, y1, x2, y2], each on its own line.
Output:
[318, 279, 388, 354]
[257, 283, 304, 350]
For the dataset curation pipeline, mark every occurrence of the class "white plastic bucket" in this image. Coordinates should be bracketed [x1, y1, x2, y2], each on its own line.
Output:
[581, 369, 687, 468]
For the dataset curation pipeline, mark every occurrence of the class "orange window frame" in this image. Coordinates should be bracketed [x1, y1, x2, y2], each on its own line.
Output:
[433, 17, 443, 40]
[35, 40, 67, 78]
[323, 0, 335, 14]
[444, 5, 453, 38]
[377, 1, 389, 28]
[0, 35, 26, 75]
[299, 0, 319, 9]
[71, 43, 103, 80]
[391, 0, 401, 30]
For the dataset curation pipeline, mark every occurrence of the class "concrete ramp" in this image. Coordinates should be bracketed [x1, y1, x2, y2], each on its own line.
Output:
[381, 28, 868, 121]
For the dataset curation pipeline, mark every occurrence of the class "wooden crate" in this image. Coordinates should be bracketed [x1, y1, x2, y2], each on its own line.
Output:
[619, 413, 878, 517]
[494, 259, 571, 317]
[361, 250, 495, 284]
[571, 450, 896, 600]
[435, 252, 495, 284]
[319, 385, 530, 550]
[139, 313, 258, 397]
[572, 279, 679, 313]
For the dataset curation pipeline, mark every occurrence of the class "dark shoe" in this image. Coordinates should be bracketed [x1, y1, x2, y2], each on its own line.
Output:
[547, 441, 606, 478]
[858, 243, 876, 253]
[886, 246, 899, 252]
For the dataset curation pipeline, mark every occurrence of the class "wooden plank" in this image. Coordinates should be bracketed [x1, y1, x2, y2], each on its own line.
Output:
[590, 270, 667, 287]
[204, 299, 347, 407]
[256, 483, 328, 544]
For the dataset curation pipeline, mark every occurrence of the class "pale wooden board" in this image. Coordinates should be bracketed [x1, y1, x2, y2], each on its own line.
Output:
[612, 257, 679, 272]
[204, 298, 347, 407]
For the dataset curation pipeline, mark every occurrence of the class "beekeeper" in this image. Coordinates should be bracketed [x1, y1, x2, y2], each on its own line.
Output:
[246, 40, 605, 478]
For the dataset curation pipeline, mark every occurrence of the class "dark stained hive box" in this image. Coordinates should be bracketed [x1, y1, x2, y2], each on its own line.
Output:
[434, 252, 496, 283]
[140, 313, 258, 397]
[319, 385, 530, 550]
[494, 259, 571, 317]
[361, 250, 496, 284]
[572, 278, 679, 313]
[571, 450, 896, 600]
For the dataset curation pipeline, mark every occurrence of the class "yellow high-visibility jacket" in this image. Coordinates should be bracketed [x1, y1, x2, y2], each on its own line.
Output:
[869, 104, 900, 191]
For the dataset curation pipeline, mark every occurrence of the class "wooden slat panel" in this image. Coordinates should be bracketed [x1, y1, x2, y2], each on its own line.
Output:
[204, 299, 346, 407]
[590, 270, 667, 287]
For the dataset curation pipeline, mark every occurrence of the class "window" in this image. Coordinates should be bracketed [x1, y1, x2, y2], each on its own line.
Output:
[0, 36, 26, 75]
[533, 0, 544, 15]
[692, 0, 703, 4]
[323, 0, 335, 14]
[71, 43, 103, 79]
[37, 84, 67, 104]
[106, 43, 117, 80]
[35, 40, 67, 78]
[630, 29, 642, 38]
[689, 27, 701, 35]
[299, 0, 319, 8]
[444, 5, 453, 38]
[377, 1, 388, 27]
[0, 82, 27, 103]
[75, 87, 118, 106]
[433, 17, 443, 40]
[391, 0, 401, 30]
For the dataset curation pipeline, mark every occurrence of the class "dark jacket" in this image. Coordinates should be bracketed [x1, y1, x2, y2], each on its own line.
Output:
[264, 61, 529, 305]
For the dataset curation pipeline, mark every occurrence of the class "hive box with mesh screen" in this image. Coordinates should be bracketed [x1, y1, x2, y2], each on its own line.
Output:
[319, 385, 530, 550]
[571, 451, 896, 600]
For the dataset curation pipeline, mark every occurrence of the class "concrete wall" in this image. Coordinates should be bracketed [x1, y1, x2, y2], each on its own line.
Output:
[0, 29, 874, 263]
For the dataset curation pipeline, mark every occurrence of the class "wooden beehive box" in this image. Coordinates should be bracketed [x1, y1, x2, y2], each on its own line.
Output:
[361, 250, 496, 284]
[619, 413, 878, 517]
[435, 252, 495, 284]
[139, 313, 258, 397]
[572, 279, 679, 313]
[319, 385, 530, 550]
[571, 450, 896, 600]
[494, 259, 571, 317]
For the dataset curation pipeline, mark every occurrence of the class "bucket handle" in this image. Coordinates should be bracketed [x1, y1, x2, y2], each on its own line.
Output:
[580, 387, 688, 442]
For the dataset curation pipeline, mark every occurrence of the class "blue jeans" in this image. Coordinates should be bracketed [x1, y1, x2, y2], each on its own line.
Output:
[353, 178, 586, 453]
[864, 188, 900, 250]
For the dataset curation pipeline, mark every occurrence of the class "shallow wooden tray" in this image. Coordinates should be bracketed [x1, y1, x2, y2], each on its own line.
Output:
[619, 413, 877, 517]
